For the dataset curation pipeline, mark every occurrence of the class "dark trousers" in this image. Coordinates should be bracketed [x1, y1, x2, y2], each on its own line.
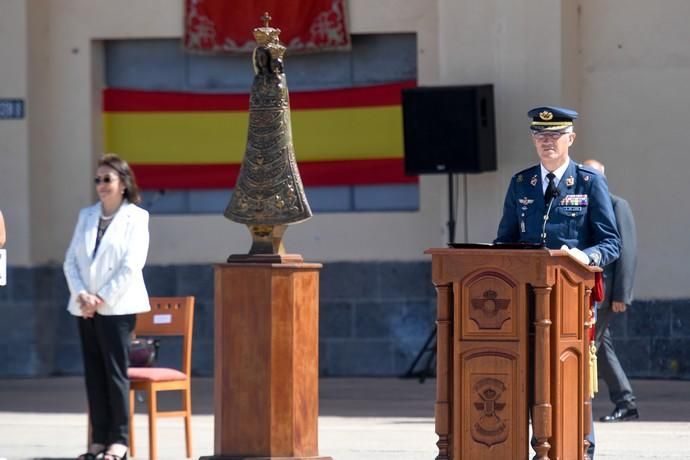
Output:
[595, 306, 636, 409]
[78, 313, 135, 446]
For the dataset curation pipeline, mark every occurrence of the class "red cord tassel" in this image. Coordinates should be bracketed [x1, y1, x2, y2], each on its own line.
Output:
[588, 271, 604, 342]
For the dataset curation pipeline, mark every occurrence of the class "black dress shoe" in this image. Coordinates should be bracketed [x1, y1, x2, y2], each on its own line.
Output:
[599, 406, 639, 422]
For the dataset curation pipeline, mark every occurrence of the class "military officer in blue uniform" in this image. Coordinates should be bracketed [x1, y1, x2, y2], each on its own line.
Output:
[495, 106, 621, 459]
[496, 106, 620, 267]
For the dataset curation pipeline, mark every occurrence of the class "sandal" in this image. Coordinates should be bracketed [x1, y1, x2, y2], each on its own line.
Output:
[102, 453, 127, 460]
[76, 454, 97, 460]
[102, 444, 128, 460]
[77, 444, 105, 460]
[77, 452, 104, 460]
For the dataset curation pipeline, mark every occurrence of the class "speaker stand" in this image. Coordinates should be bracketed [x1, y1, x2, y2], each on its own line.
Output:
[447, 172, 456, 244]
[401, 327, 437, 383]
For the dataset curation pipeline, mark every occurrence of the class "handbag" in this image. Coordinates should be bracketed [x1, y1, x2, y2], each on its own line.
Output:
[128, 337, 159, 367]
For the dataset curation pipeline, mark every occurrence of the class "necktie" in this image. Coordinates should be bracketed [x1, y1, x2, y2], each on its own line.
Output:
[545, 173, 557, 204]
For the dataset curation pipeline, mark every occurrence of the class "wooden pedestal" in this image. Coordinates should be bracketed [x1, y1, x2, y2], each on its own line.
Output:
[203, 261, 332, 460]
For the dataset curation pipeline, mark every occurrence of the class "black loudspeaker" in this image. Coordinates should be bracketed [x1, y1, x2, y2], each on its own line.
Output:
[402, 84, 496, 174]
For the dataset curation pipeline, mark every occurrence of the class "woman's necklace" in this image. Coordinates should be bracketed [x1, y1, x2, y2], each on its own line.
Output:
[100, 202, 122, 221]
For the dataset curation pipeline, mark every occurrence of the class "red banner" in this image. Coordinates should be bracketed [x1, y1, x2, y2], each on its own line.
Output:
[184, 0, 350, 53]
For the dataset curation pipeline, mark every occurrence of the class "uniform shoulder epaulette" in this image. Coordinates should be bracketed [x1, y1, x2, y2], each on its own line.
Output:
[576, 163, 600, 176]
[514, 164, 539, 178]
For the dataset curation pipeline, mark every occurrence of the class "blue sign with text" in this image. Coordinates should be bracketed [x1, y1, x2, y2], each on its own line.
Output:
[0, 99, 25, 119]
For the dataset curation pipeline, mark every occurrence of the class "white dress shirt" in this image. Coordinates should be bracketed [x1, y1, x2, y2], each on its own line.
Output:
[540, 159, 571, 194]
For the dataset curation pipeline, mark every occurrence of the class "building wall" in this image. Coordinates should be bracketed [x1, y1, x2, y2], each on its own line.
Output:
[577, 0, 690, 298]
[0, 0, 31, 265]
[8, 1, 690, 288]
[14, 0, 444, 268]
[1, 0, 690, 377]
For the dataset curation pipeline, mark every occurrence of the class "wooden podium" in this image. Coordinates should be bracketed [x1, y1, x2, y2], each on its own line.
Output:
[206, 261, 332, 460]
[425, 247, 599, 460]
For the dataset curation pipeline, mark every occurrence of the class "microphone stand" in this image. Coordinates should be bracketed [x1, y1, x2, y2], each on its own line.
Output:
[541, 190, 559, 247]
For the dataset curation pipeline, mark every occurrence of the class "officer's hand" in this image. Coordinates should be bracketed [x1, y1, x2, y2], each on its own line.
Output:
[612, 301, 627, 313]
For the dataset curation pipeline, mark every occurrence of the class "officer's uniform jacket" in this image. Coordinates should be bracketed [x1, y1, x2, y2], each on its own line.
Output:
[495, 159, 620, 267]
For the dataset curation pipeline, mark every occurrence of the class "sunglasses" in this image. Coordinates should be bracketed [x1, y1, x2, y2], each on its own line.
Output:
[532, 131, 569, 141]
[94, 175, 119, 185]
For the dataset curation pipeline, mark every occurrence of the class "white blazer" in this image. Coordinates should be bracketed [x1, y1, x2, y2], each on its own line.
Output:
[64, 201, 151, 316]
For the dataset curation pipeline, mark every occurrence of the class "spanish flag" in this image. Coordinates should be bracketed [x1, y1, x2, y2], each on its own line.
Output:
[103, 80, 417, 189]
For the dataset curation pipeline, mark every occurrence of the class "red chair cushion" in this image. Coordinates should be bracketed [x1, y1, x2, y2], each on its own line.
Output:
[128, 367, 187, 382]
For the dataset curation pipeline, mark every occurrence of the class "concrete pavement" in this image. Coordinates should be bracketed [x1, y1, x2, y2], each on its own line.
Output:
[0, 377, 688, 459]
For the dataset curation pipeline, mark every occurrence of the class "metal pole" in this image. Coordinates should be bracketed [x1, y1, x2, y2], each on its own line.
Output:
[447, 172, 455, 244]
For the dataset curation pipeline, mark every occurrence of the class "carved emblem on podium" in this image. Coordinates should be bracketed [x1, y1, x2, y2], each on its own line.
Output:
[471, 377, 508, 447]
[470, 290, 511, 329]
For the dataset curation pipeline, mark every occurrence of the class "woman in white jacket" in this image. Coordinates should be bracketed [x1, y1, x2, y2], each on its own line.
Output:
[64, 154, 150, 460]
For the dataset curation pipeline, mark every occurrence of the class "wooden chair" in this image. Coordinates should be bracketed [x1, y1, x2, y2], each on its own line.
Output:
[128, 296, 195, 460]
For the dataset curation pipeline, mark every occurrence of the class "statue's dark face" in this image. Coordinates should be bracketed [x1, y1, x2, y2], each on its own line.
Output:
[272, 57, 284, 74]
[255, 48, 271, 74]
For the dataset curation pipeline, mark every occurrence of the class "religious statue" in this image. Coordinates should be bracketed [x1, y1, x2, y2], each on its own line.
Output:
[224, 13, 312, 258]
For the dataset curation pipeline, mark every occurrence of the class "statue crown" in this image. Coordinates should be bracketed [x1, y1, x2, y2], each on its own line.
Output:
[253, 12, 286, 60]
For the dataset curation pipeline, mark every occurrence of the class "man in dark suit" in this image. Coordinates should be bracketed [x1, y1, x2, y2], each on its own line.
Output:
[496, 106, 621, 459]
[583, 159, 639, 422]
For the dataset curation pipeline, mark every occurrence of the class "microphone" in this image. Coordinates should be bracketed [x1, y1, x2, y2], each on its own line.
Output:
[541, 189, 559, 246]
